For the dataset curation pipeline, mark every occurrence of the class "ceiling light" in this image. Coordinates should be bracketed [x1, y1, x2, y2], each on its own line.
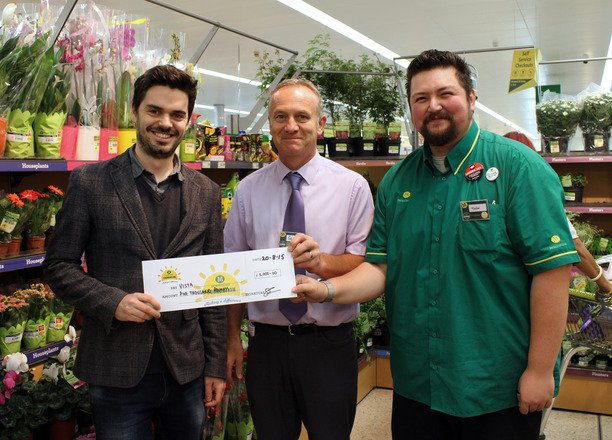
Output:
[601, 34, 612, 91]
[194, 67, 262, 86]
[276, 0, 408, 68]
[475, 102, 539, 139]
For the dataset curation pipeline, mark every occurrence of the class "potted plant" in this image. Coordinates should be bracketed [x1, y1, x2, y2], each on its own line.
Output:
[21, 284, 53, 351]
[34, 48, 70, 159]
[34, 346, 91, 440]
[23, 190, 53, 251]
[559, 172, 587, 203]
[0, 353, 47, 440]
[578, 91, 612, 153]
[535, 94, 581, 155]
[0, 192, 25, 258]
[0, 293, 28, 356]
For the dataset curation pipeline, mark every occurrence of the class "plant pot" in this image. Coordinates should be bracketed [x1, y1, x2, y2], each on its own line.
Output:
[327, 138, 350, 158]
[0, 241, 9, 259]
[118, 129, 137, 154]
[563, 186, 583, 203]
[5, 108, 35, 158]
[34, 111, 66, 159]
[23, 317, 49, 350]
[0, 321, 26, 356]
[47, 415, 77, 440]
[60, 124, 78, 160]
[7, 237, 22, 257]
[350, 137, 374, 157]
[541, 136, 569, 155]
[75, 126, 100, 161]
[583, 132, 610, 153]
[375, 138, 400, 156]
[0, 115, 6, 157]
[99, 128, 119, 161]
[25, 234, 46, 252]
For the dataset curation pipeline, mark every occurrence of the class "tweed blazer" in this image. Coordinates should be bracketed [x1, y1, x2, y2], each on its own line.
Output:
[43, 152, 226, 388]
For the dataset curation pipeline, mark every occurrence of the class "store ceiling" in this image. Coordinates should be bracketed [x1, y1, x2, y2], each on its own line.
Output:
[56, 0, 612, 144]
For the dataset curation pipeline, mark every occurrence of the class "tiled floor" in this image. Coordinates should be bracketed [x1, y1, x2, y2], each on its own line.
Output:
[351, 388, 612, 439]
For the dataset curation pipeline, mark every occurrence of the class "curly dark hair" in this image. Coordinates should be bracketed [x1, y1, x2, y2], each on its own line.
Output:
[405, 49, 473, 100]
[132, 65, 198, 117]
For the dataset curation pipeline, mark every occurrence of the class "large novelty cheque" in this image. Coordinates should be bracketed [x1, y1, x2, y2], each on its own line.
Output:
[142, 248, 297, 312]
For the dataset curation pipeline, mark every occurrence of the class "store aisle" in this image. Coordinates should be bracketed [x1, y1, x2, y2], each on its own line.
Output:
[351, 388, 612, 440]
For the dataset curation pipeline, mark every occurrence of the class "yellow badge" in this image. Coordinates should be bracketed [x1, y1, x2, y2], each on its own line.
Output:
[481, 212, 489, 219]
[460, 202, 468, 209]
[403, 191, 411, 199]
[550, 235, 561, 244]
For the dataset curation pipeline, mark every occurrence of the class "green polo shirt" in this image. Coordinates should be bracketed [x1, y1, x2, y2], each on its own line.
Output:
[365, 121, 578, 417]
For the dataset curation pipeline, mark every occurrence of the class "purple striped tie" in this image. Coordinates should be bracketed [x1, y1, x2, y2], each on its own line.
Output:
[279, 172, 307, 323]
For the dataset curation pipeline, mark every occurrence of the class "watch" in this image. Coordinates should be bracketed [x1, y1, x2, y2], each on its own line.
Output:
[319, 280, 335, 303]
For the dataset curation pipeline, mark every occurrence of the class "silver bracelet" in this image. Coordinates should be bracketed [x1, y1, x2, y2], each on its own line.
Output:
[319, 280, 335, 303]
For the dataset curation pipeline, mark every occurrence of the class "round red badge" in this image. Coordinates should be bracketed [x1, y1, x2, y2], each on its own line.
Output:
[464, 163, 484, 181]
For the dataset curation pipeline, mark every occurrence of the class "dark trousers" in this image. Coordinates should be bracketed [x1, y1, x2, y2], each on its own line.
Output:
[88, 371, 204, 440]
[392, 392, 542, 440]
[246, 322, 357, 440]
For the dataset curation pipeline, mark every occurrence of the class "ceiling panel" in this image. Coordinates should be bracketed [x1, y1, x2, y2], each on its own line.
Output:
[16, 0, 612, 142]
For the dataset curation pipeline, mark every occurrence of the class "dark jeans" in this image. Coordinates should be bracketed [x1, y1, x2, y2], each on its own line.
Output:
[246, 322, 357, 440]
[392, 392, 542, 440]
[88, 371, 204, 440]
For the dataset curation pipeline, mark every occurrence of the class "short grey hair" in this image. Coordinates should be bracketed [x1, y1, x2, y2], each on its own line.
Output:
[269, 78, 324, 117]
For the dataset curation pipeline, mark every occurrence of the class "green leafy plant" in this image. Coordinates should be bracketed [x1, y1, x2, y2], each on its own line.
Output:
[559, 172, 587, 188]
[579, 92, 612, 134]
[34, 347, 91, 423]
[536, 98, 581, 137]
[0, 359, 46, 440]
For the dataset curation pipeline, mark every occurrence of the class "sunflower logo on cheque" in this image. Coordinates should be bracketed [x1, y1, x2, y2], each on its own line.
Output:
[194, 263, 248, 301]
[158, 266, 181, 282]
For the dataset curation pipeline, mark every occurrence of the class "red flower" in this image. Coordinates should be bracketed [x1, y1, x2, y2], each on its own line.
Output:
[47, 185, 64, 197]
[19, 190, 40, 202]
[6, 193, 24, 208]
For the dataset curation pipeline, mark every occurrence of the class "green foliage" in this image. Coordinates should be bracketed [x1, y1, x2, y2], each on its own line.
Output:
[353, 295, 387, 356]
[0, 371, 46, 440]
[253, 33, 403, 129]
[38, 47, 70, 115]
[559, 172, 587, 188]
[536, 98, 581, 137]
[117, 70, 134, 129]
[579, 92, 612, 134]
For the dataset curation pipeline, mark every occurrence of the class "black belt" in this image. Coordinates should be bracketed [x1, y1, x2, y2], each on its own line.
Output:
[253, 322, 351, 336]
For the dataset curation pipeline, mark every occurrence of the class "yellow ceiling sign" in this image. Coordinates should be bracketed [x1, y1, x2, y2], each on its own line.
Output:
[508, 48, 541, 94]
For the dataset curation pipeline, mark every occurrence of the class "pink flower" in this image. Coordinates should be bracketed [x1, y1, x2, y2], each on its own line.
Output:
[3, 374, 15, 390]
[0, 393, 4, 405]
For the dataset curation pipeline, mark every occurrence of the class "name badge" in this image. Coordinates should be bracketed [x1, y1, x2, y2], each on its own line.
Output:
[279, 231, 298, 247]
[460, 199, 490, 221]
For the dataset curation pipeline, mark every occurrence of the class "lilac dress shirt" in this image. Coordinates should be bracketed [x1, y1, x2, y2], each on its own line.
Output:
[223, 153, 375, 326]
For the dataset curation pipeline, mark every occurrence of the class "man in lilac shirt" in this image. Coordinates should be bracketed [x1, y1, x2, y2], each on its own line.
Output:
[224, 78, 374, 440]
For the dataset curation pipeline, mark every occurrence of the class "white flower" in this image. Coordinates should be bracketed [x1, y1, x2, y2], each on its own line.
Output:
[64, 325, 76, 343]
[42, 363, 60, 383]
[0, 3, 16, 26]
[2, 352, 29, 373]
[57, 346, 71, 364]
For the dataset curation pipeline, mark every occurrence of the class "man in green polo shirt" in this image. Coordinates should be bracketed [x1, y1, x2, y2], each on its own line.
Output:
[293, 49, 579, 440]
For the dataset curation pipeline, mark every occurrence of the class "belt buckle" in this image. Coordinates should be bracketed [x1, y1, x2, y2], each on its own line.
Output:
[288, 324, 295, 336]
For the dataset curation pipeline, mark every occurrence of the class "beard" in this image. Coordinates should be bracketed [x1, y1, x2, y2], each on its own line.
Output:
[420, 110, 459, 147]
[136, 124, 182, 159]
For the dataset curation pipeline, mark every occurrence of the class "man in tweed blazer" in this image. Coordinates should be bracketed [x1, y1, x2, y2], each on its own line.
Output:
[44, 65, 226, 439]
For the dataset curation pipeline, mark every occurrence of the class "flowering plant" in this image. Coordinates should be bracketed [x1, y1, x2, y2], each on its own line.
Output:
[0, 292, 28, 356]
[23, 190, 52, 236]
[34, 345, 91, 423]
[19, 284, 52, 351]
[579, 92, 612, 134]
[536, 95, 581, 138]
[0, 193, 24, 243]
[43, 185, 64, 229]
[0, 353, 46, 439]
